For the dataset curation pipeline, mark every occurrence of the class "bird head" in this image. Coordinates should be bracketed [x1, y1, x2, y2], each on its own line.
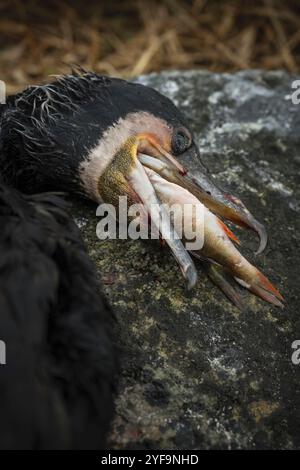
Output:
[4, 72, 267, 288]
[77, 76, 267, 256]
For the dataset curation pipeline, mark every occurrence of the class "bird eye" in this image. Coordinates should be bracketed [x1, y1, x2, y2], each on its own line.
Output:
[172, 129, 191, 155]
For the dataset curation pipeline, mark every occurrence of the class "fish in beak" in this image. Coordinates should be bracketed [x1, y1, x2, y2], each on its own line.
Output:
[145, 166, 283, 308]
[138, 141, 267, 254]
[7, 70, 280, 308]
[143, 142, 268, 255]
[96, 130, 282, 308]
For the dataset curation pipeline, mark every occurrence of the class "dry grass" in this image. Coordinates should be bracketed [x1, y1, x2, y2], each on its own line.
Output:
[1, 0, 299, 94]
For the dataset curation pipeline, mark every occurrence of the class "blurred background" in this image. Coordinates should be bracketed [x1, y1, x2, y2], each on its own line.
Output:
[1, 0, 299, 94]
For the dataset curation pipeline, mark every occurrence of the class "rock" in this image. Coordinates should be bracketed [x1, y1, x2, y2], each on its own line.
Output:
[71, 70, 300, 450]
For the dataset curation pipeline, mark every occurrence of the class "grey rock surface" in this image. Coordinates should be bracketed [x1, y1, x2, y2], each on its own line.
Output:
[71, 70, 300, 449]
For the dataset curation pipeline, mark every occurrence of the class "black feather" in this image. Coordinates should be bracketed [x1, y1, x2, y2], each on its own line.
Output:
[0, 183, 118, 449]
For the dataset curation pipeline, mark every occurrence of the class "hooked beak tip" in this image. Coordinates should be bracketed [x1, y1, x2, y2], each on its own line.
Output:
[254, 222, 268, 255]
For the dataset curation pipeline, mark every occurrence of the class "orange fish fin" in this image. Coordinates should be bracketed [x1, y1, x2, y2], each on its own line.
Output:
[217, 219, 240, 244]
[254, 271, 284, 302]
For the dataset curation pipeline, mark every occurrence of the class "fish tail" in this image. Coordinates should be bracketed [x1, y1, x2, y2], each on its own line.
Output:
[235, 267, 284, 308]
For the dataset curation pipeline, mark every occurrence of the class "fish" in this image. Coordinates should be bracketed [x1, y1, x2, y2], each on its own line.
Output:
[144, 164, 283, 308]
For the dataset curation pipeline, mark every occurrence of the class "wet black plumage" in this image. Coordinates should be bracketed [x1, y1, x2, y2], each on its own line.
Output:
[0, 71, 191, 195]
[0, 74, 121, 449]
[0, 183, 117, 449]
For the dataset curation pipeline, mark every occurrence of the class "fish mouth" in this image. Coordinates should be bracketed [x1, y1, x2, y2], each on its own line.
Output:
[138, 142, 268, 255]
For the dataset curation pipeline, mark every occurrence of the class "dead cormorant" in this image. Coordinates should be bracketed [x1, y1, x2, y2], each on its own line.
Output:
[0, 70, 283, 448]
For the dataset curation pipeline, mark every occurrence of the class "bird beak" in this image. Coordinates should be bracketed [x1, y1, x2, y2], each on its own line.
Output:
[140, 143, 267, 255]
[99, 136, 198, 289]
[99, 134, 267, 290]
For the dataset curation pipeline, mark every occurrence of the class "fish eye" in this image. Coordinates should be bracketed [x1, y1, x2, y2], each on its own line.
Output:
[172, 128, 191, 155]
